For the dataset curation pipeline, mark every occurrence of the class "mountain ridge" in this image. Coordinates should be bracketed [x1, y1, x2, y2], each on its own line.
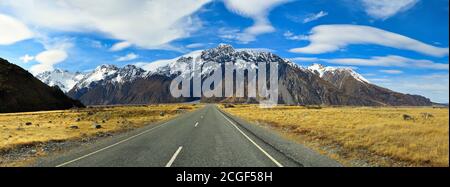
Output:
[35, 45, 433, 106]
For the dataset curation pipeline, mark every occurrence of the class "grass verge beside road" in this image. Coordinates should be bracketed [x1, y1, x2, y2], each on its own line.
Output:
[221, 104, 449, 167]
[0, 104, 200, 166]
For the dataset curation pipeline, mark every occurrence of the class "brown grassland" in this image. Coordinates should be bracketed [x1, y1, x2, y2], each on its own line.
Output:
[222, 105, 449, 167]
[0, 104, 200, 166]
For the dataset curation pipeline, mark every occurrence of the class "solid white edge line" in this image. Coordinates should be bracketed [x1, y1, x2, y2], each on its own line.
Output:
[55, 122, 168, 167]
[219, 111, 284, 167]
[195, 122, 199, 127]
[165, 146, 183, 167]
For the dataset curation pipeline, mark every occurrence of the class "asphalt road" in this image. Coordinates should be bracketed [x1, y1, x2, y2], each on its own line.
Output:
[37, 105, 340, 167]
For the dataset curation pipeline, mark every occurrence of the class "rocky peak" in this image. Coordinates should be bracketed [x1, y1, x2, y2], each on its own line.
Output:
[307, 63, 369, 83]
[96, 64, 119, 72]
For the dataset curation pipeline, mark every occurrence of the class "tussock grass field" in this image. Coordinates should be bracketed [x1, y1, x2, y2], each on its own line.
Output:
[0, 104, 199, 166]
[222, 105, 449, 167]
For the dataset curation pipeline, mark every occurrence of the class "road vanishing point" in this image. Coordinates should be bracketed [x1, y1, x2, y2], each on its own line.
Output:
[37, 105, 341, 167]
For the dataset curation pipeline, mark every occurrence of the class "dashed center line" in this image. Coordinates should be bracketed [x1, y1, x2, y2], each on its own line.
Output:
[165, 146, 183, 167]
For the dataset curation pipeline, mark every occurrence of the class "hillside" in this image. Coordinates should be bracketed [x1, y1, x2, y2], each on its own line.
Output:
[0, 58, 84, 113]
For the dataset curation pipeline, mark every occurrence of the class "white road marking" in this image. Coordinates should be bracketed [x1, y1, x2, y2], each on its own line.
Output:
[55, 122, 169, 167]
[165, 146, 183, 167]
[218, 111, 284, 167]
[195, 122, 199, 127]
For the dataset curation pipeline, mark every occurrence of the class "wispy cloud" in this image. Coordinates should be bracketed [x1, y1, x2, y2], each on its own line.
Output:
[110, 41, 132, 52]
[284, 31, 308, 41]
[186, 43, 206, 49]
[222, 0, 291, 43]
[2, 0, 211, 50]
[379, 69, 403, 74]
[361, 0, 419, 20]
[19, 54, 34, 63]
[30, 50, 68, 75]
[116, 53, 139, 62]
[289, 24, 449, 57]
[303, 11, 328, 23]
[324, 55, 449, 70]
[291, 55, 448, 70]
[28, 37, 74, 75]
[0, 14, 33, 45]
[289, 57, 320, 62]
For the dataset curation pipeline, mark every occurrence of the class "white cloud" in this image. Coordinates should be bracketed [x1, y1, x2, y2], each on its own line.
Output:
[324, 55, 449, 70]
[284, 31, 308, 41]
[303, 11, 328, 23]
[186, 43, 206, 49]
[223, 0, 290, 43]
[218, 28, 241, 41]
[30, 50, 68, 74]
[362, 0, 419, 20]
[2, 0, 211, 49]
[116, 53, 139, 62]
[19, 54, 34, 63]
[289, 24, 449, 57]
[0, 14, 33, 45]
[290, 57, 320, 62]
[37, 36, 74, 51]
[362, 73, 376, 77]
[26, 36, 73, 75]
[90, 40, 105, 49]
[110, 41, 132, 52]
[379, 69, 403, 74]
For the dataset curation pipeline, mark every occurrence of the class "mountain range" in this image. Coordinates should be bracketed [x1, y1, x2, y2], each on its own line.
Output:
[35, 44, 433, 106]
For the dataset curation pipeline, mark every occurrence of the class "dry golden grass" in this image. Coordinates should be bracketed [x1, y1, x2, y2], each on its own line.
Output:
[222, 105, 449, 167]
[0, 104, 200, 152]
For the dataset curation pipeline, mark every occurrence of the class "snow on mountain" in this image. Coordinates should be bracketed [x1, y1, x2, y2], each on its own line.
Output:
[136, 50, 204, 77]
[32, 44, 432, 106]
[37, 45, 369, 93]
[137, 44, 284, 78]
[307, 63, 370, 83]
[73, 64, 146, 91]
[36, 69, 86, 92]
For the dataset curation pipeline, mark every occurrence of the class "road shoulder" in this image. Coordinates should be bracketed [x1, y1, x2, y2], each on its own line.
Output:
[217, 107, 342, 167]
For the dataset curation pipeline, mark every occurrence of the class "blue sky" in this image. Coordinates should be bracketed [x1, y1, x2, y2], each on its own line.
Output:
[0, 0, 448, 103]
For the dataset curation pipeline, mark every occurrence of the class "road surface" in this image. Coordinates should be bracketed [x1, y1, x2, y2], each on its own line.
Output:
[37, 105, 340, 167]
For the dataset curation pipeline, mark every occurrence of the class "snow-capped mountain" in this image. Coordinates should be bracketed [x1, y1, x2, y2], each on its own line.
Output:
[73, 64, 146, 91]
[307, 63, 369, 84]
[35, 44, 432, 106]
[36, 69, 86, 92]
[39, 44, 372, 94]
[138, 44, 274, 77]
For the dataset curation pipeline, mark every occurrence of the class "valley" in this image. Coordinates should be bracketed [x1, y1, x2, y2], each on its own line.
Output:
[0, 45, 447, 167]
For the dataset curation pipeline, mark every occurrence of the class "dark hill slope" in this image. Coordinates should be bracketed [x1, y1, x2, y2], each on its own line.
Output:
[0, 58, 84, 113]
